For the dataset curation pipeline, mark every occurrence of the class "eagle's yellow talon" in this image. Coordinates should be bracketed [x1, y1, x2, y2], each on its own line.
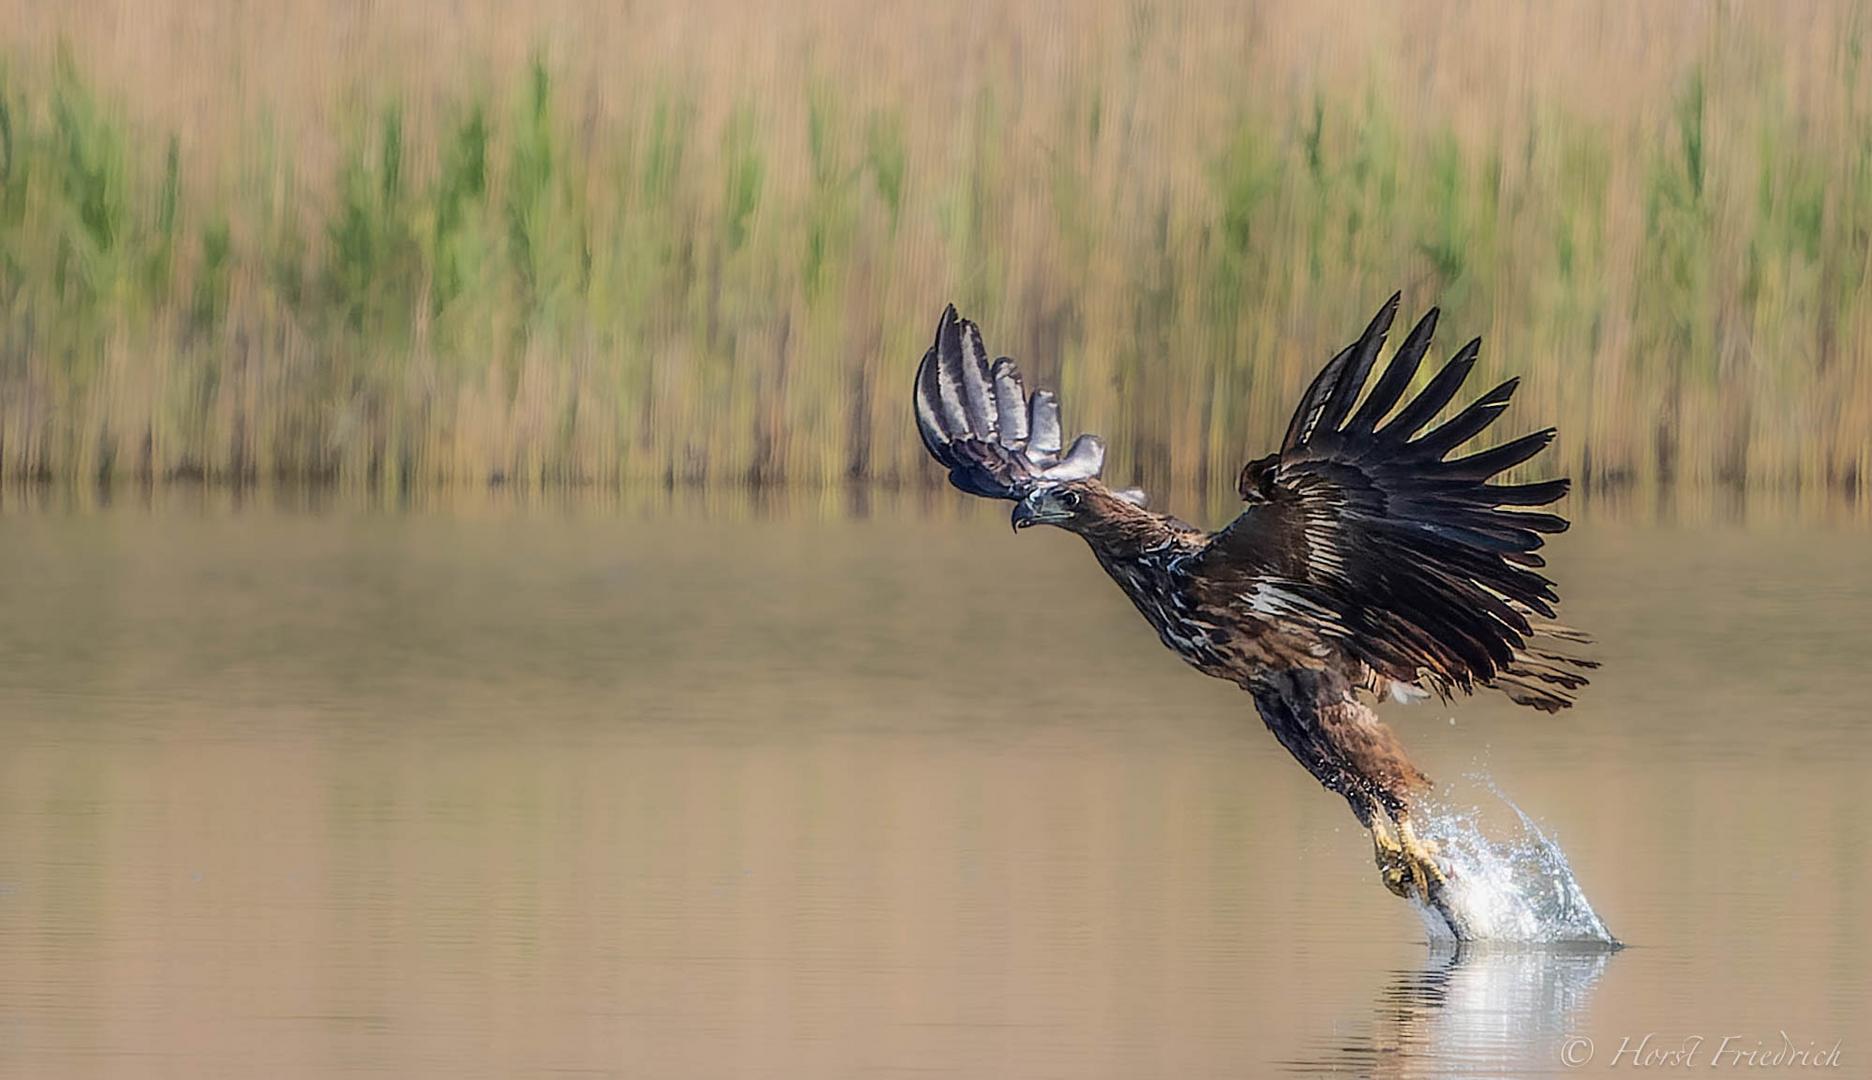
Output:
[1369, 810, 1415, 898]
[1371, 811, 1451, 902]
[1397, 817, 1449, 897]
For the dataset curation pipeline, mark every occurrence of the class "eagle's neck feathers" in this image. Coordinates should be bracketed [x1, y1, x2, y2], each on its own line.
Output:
[1069, 483, 1200, 560]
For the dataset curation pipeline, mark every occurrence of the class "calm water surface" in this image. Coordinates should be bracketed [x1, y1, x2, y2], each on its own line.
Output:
[1, 491, 1868, 1077]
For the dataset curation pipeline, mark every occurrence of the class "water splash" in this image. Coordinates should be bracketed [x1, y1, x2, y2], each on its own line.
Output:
[1407, 779, 1619, 946]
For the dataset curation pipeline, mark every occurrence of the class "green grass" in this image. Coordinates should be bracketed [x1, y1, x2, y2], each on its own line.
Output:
[0, 22, 1870, 497]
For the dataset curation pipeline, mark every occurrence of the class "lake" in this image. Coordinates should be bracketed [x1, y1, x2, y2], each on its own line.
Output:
[1, 488, 1867, 1077]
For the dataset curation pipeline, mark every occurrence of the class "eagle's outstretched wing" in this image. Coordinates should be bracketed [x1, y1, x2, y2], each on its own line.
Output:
[1187, 294, 1591, 709]
[914, 305, 1107, 499]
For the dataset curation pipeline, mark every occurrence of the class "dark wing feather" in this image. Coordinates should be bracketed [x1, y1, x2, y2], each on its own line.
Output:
[1412, 378, 1519, 458]
[1192, 294, 1588, 709]
[913, 305, 1105, 499]
[1378, 338, 1480, 441]
[1345, 308, 1437, 436]
[1282, 344, 1353, 452]
[1316, 293, 1398, 434]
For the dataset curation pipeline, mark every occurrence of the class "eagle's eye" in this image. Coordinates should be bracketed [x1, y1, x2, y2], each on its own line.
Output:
[1056, 489, 1081, 510]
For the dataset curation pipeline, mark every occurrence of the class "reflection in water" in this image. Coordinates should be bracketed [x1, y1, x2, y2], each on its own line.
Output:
[1290, 945, 1615, 1077]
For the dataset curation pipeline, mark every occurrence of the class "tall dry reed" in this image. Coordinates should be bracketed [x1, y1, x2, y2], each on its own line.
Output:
[0, 1, 1867, 497]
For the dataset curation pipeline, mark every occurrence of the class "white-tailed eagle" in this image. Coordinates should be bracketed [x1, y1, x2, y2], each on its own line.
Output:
[914, 295, 1593, 935]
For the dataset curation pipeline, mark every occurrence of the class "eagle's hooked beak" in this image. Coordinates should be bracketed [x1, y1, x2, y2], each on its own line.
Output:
[1012, 487, 1081, 531]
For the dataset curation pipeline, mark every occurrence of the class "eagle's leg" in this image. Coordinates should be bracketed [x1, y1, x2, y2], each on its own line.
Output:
[1366, 804, 1414, 898]
[1251, 671, 1460, 921]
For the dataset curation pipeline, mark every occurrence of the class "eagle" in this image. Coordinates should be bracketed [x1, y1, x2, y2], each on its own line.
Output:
[913, 295, 1594, 934]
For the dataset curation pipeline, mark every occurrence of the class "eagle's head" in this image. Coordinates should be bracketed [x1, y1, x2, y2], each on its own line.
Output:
[1011, 480, 1149, 533]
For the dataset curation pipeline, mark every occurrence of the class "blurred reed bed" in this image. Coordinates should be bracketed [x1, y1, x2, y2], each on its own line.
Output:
[0, 1, 1867, 498]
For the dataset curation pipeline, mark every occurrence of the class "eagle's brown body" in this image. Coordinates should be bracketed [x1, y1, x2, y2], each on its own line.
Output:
[1084, 510, 1327, 680]
[912, 296, 1593, 936]
[1065, 487, 1431, 824]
